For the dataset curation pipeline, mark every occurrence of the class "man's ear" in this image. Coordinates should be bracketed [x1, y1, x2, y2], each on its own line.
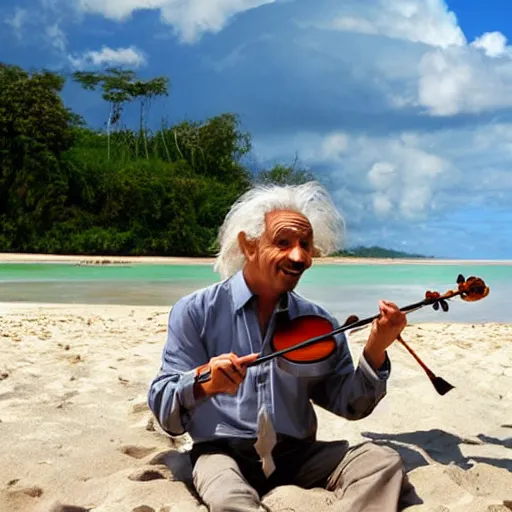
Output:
[238, 231, 258, 261]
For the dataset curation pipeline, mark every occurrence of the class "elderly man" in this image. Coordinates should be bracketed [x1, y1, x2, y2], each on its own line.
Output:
[148, 181, 417, 511]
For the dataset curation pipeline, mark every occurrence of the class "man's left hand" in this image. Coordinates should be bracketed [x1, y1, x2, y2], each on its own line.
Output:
[363, 300, 407, 370]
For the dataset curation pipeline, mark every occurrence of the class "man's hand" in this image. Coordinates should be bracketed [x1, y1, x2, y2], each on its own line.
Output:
[194, 352, 259, 399]
[363, 300, 407, 371]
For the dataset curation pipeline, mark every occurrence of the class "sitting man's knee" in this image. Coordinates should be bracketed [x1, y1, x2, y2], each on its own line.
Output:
[193, 454, 261, 512]
[207, 486, 260, 512]
[364, 442, 405, 472]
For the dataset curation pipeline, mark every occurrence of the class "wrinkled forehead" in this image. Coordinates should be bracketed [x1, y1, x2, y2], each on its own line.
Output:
[264, 209, 313, 237]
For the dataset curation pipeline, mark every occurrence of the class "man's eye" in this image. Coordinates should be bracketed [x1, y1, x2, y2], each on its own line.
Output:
[278, 239, 289, 247]
[300, 240, 310, 249]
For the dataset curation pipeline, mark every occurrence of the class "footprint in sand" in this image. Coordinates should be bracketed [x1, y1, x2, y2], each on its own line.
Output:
[119, 445, 157, 459]
[128, 467, 171, 481]
[2, 486, 45, 511]
[8, 486, 44, 498]
[132, 505, 174, 512]
[129, 400, 150, 414]
[48, 503, 91, 512]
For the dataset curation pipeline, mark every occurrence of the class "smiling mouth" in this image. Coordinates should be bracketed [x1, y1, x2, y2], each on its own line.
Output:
[281, 268, 302, 277]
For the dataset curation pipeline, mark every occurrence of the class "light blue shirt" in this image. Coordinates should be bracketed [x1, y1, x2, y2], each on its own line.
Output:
[148, 270, 390, 442]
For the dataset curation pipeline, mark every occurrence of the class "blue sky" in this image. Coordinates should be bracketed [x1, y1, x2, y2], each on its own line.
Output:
[2, 0, 512, 259]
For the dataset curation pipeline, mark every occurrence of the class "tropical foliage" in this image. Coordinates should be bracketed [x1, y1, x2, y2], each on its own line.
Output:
[0, 63, 314, 256]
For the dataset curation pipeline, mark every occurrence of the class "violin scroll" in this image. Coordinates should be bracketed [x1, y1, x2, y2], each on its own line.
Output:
[424, 274, 489, 312]
[456, 274, 490, 302]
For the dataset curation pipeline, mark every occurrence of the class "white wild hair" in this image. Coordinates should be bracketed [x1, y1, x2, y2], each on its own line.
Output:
[213, 181, 346, 279]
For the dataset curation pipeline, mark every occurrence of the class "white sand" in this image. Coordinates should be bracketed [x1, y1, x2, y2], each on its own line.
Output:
[0, 303, 511, 512]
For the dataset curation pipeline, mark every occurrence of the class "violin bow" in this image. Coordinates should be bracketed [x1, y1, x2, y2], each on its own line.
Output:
[251, 274, 490, 395]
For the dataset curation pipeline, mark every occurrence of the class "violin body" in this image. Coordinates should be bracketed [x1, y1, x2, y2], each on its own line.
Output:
[270, 315, 339, 378]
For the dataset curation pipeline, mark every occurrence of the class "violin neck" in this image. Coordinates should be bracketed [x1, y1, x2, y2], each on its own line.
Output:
[330, 297, 429, 337]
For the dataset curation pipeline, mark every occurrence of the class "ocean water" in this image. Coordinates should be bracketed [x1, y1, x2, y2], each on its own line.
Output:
[0, 262, 510, 324]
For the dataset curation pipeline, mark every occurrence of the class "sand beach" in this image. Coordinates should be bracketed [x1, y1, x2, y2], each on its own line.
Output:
[0, 298, 511, 512]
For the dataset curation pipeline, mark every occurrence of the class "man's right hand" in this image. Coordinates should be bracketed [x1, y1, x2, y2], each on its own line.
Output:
[193, 352, 259, 399]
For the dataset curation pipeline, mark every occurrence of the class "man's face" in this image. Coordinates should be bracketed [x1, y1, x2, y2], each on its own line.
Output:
[242, 209, 314, 295]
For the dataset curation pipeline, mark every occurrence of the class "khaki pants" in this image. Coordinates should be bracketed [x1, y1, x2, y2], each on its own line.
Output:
[191, 437, 420, 512]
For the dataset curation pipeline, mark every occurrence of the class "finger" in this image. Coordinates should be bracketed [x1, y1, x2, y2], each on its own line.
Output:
[379, 302, 403, 322]
[225, 355, 247, 379]
[212, 358, 240, 380]
[219, 366, 239, 386]
[379, 300, 397, 314]
[381, 300, 399, 309]
[237, 353, 259, 370]
[226, 360, 247, 383]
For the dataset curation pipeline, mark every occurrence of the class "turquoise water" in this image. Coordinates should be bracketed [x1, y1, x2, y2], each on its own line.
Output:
[0, 262, 510, 323]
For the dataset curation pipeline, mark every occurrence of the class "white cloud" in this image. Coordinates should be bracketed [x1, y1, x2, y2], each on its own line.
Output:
[74, 0, 276, 43]
[320, 133, 348, 161]
[329, 16, 376, 36]
[74, 0, 166, 20]
[4, 7, 28, 40]
[254, 119, 512, 254]
[315, 0, 466, 49]
[303, 0, 512, 117]
[353, 135, 450, 220]
[46, 23, 67, 54]
[368, 162, 397, 190]
[253, 120, 512, 229]
[372, 193, 393, 216]
[68, 46, 147, 69]
[471, 31, 508, 58]
[3, 4, 77, 61]
[418, 43, 512, 116]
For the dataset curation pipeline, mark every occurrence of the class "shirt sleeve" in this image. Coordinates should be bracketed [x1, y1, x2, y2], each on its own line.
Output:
[309, 316, 390, 421]
[147, 295, 209, 436]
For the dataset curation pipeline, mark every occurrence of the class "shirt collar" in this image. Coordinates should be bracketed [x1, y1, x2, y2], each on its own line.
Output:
[231, 270, 254, 311]
[230, 270, 290, 314]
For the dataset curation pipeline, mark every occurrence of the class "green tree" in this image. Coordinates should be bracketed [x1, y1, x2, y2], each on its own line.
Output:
[255, 156, 315, 186]
[72, 68, 170, 160]
[166, 113, 252, 183]
[127, 76, 170, 159]
[0, 63, 76, 249]
[72, 67, 135, 160]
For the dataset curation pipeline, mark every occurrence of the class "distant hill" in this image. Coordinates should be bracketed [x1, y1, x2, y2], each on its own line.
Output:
[332, 245, 433, 259]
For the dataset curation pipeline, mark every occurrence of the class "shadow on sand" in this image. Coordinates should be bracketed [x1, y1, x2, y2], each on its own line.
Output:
[361, 428, 512, 472]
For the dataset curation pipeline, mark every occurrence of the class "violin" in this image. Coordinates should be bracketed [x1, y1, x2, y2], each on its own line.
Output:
[195, 274, 490, 395]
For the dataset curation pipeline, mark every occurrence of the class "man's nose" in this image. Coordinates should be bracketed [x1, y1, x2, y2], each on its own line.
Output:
[289, 245, 305, 261]
[288, 246, 307, 270]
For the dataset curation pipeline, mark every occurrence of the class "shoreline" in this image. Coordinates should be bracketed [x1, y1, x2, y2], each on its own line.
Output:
[1, 252, 512, 266]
